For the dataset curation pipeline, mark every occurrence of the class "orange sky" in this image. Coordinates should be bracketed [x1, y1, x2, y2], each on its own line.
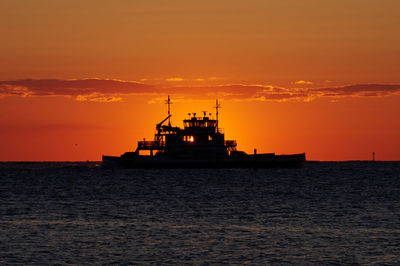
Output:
[1, 0, 400, 161]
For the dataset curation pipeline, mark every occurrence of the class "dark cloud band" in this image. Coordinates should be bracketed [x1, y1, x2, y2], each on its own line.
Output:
[1, 79, 400, 102]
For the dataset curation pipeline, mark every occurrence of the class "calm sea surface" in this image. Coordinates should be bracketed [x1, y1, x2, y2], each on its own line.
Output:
[1, 162, 399, 265]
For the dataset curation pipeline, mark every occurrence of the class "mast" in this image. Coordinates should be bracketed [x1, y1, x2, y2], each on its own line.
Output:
[166, 95, 172, 126]
[215, 99, 221, 132]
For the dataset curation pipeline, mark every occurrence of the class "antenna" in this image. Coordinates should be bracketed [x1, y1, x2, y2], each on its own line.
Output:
[165, 95, 172, 126]
[215, 99, 221, 132]
[202, 111, 207, 117]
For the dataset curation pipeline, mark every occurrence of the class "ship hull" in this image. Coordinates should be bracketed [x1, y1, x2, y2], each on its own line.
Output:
[102, 153, 306, 168]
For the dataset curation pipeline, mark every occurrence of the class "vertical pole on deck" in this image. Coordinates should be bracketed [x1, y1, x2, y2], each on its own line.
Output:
[215, 99, 221, 132]
[166, 95, 171, 126]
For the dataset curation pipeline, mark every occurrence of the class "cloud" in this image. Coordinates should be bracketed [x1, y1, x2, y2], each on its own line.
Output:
[1, 79, 400, 103]
[0, 85, 32, 97]
[294, 80, 313, 85]
[166, 77, 184, 82]
[164, 83, 400, 102]
[75, 92, 123, 103]
[0, 78, 154, 102]
[317, 84, 400, 97]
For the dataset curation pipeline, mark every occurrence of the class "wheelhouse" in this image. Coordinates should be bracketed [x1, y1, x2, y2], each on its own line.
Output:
[135, 99, 237, 158]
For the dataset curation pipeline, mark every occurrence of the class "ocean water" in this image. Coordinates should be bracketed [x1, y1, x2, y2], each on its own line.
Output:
[1, 162, 399, 265]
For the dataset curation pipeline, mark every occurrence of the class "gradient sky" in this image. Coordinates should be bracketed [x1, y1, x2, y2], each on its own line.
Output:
[1, 0, 400, 161]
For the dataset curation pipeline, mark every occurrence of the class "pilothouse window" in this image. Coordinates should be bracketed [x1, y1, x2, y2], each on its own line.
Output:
[184, 135, 195, 142]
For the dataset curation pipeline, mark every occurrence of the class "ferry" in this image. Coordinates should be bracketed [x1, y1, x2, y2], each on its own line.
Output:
[102, 97, 306, 168]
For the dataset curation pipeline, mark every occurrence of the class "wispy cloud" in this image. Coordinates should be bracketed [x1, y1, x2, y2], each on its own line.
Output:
[165, 77, 184, 82]
[294, 80, 313, 85]
[167, 83, 400, 102]
[317, 84, 400, 97]
[75, 92, 123, 103]
[0, 78, 154, 102]
[1, 78, 400, 103]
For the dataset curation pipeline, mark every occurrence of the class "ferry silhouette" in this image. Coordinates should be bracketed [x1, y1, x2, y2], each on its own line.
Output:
[102, 97, 306, 168]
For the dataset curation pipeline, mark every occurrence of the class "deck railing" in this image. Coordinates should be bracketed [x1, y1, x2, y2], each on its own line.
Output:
[137, 140, 165, 150]
[138, 139, 237, 150]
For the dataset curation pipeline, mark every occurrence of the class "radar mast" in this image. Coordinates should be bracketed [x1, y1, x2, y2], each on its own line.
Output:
[165, 95, 172, 126]
[214, 99, 221, 132]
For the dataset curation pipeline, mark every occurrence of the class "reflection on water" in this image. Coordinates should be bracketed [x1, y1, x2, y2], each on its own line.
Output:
[1, 162, 399, 264]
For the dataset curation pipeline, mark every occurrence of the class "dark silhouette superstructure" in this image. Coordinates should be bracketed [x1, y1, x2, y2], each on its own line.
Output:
[102, 97, 306, 168]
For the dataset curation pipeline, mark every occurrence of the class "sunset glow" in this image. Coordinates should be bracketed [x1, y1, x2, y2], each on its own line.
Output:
[1, 0, 399, 161]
